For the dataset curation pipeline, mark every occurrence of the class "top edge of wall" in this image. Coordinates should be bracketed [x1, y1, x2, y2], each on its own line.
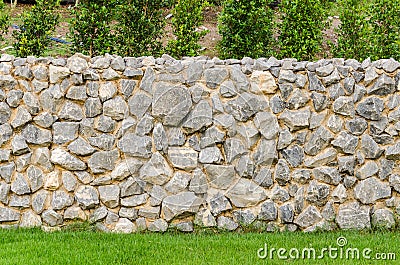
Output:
[1, 53, 399, 71]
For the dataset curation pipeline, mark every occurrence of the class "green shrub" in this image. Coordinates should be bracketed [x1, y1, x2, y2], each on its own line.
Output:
[277, 0, 325, 60]
[12, 0, 60, 57]
[0, 0, 9, 43]
[69, 0, 117, 57]
[217, 0, 275, 59]
[367, 0, 400, 61]
[166, 0, 208, 58]
[116, 0, 165, 57]
[331, 0, 369, 61]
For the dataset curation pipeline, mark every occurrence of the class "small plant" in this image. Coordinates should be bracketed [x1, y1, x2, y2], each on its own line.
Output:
[116, 0, 165, 57]
[12, 0, 60, 57]
[166, 0, 209, 59]
[331, 0, 369, 61]
[367, 0, 400, 61]
[0, 0, 9, 43]
[277, 0, 325, 60]
[217, 0, 275, 59]
[69, 0, 117, 57]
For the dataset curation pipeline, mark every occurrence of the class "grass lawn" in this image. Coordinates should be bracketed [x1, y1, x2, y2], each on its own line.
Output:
[0, 228, 398, 265]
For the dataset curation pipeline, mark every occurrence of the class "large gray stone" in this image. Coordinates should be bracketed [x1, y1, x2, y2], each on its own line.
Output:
[0, 207, 20, 222]
[304, 127, 334, 156]
[22, 124, 52, 145]
[182, 100, 213, 133]
[52, 122, 79, 144]
[204, 164, 238, 190]
[331, 131, 358, 154]
[313, 167, 341, 185]
[139, 152, 173, 185]
[118, 133, 152, 158]
[356, 97, 384, 120]
[371, 208, 395, 229]
[354, 177, 391, 204]
[11, 173, 30, 195]
[162, 191, 203, 221]
[50, 148, 86, 170]
[167, 147, 198, 171]
[336, 202, 370, 230]
[368, 74, 395, 95]
[98, 185, 120, 208]
[279, 108, 311, 131]
[88, 149, 119, 174]
[42, 209, 63, 227]
[254, 112, 279, 140]
[51, 190, 73, 210]
[75, 185, 99, 209]
[226, 179, 267, 207]
[152, 83, 192, 126]
[361, 135, 383, 159]
[103, 96, 128, 120]
[294, 205, 322, 228]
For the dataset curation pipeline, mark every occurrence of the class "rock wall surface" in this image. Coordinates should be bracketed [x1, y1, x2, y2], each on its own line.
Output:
[0, 53, 400, 232]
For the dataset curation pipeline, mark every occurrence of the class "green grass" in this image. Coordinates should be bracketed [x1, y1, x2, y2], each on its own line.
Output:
[0, 228, 398, 264]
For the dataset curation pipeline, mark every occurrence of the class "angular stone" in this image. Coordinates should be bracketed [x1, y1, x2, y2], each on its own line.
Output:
[148, 219, 168, 232]
[50, 148, 86, 170]
[42, 209, 63, 226]
[333, 96, 355, 117]
[254, 112, 279, 140]
[292, 169, 311, 184]
[98, 185, 120, 208]
[204, 67, 228, 88]
[20, 210, 42, 228]
[11, 173, 30, 195]
[279, 108, 310, 131]
[279, 204, 294, 223]
[356, 97, 384, 120]
[250, 70, 277, 94]
[118, 133, 152, 158]
[331, 131, 358, 154]
[182, 100, 212, 133]
[354, 177, 391, 204]
[189, 168, 208, 194]
[67, 137, 95, 156]
[345, 118, 367, 136]
[281, 145, 304, 167]
[194, 208, 216, 227]
[152, 83, 192, 126]
[135, 114, 154, 136]
[75, 185, 99, 209]
[337, 202, 370, 230]
[88, 149, 119, 174]
[304, 127, 334, 155]
[162, 191, 203, 221]
[228, 93, 269, 122]
[167, 147, 198, 171]
[207, 192, 232, 216]
[294, 205, 322, 228]
[52, 122, 79, 144]
[49, 65, 70, 83]
[204, 164, 238, 190]
[332, 184, 347, 203]
[139, 152, 173, 185]
[313, 167, 341, 185]
[274, 159, 290, 186]
[31, 190, 48, 214]
[226, 179, 267, 207]
[271, 186, 290, 202]
[368, 74, 395, 95]
[356, 161, 379, 179]
[103, 96, 128, 121]
[128, 91, 152, 119]
[11, 106, 32, 129]
[386, 142, 400, 160]
[306, 180, 330, 206]
[51, 190, 73, 210]
[11, 135, 29, 155]
[58, 101, 84, 121]
[361, 135, 383, 159]
[304, 148, 337, 168]
[252, 138, 278, 166]
[165, 172, 191, 194]
[371, 208, 395, 229]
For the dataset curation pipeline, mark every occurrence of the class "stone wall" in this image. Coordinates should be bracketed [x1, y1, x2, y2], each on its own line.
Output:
[0, 53, 400, 233]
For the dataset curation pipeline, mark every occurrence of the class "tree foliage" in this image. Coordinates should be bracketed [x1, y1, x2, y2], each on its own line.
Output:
[13, 0, 60, 57]
[217, 0, 275, 59]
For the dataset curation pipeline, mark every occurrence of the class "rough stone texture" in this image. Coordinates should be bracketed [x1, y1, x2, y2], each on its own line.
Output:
[0, 55, 400, 232]
[336, 202, 370, 230]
